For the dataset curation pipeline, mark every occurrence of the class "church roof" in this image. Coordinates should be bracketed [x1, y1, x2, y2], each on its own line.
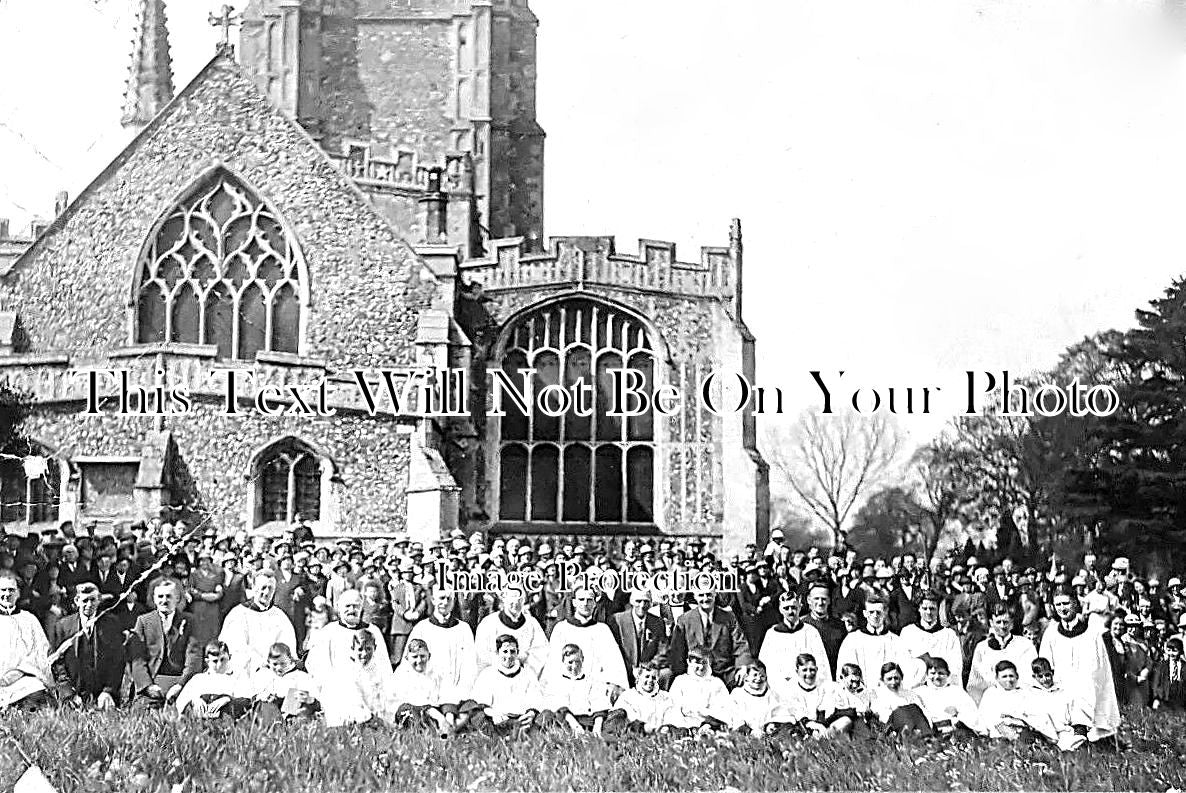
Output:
[11, 50, 427, 279]
[121, 0, 174, 129]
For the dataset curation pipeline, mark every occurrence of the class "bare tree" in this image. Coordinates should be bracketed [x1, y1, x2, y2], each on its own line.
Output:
[764, 411, 906, 548]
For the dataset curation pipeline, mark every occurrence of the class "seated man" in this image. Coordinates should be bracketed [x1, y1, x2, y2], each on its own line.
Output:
[49, 582, 124, 709]
[388, 638, 451, 736]
[0, 569, 52, 711]
[728, 661, 799, 736]
[665, 646, 732, 733]
[544, 643, 619, 737]
[469, 634, 546, 736]
[611, 661, 674, 734]
[252, 643, 320, 722]
[129, 577, 203, 709]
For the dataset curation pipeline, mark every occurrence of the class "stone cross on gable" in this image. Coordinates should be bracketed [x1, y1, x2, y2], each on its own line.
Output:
[209, 4, 241, 54]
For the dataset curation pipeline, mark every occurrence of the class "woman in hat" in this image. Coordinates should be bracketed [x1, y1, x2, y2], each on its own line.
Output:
[187, 550, 225, 644]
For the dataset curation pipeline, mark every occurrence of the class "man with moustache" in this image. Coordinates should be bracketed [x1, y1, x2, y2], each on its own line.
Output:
[759, 590, 831, 690]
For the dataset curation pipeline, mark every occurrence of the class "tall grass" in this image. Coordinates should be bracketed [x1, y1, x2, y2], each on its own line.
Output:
[1, 707, 1184, 791]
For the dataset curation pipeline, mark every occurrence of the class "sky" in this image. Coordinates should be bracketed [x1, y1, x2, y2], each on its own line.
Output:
[2, 0, 1185, 442]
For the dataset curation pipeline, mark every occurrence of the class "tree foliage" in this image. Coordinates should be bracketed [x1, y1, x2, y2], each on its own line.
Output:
[1066, 280, 1186, 567]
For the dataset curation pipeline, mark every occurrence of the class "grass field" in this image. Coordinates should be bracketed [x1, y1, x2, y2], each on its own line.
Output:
[1, 707, 1184, 792]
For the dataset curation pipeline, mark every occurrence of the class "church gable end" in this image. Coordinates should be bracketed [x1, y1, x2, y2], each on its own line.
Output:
[1, 54, 436, 370]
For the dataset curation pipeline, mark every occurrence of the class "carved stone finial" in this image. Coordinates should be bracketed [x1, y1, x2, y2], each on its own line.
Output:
[121, 0, 174, 129]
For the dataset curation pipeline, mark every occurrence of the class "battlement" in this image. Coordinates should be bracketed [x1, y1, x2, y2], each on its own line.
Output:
[459, 226, 741, 300]
[327, 149, 473, 196]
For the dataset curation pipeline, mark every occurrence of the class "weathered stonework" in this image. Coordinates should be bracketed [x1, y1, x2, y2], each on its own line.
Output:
[0, 0, 766, 552]
[0, 54, 439, 537]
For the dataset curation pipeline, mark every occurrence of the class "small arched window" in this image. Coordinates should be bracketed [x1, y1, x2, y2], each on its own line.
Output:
[135, 171, 304, 358]
[0, 444, 62, 525]
[253, 438, 322, 527]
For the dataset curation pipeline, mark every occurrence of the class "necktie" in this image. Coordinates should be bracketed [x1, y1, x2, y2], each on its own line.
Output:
[1173, 662, 1181, 683]
[636, 617, 644, 658]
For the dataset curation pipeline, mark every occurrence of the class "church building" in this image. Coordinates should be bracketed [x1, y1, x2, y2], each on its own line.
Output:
[0, 0, 768, 555]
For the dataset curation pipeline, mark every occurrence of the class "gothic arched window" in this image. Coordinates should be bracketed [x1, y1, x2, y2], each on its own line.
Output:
[498, 299, 655, 527]
[254, 438, 322, 527]
[135, 171, 304, 358]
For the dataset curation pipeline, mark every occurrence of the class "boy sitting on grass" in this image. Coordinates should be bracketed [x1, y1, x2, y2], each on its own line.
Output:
[1026, 657, 1090, 751]
[611, 661, 674, 734]
[822, 663, 873, 738]
[252, 642, 320, 722]
[544, 643, 618, 737]
[665, 646, 732, 734]
[469, 634, 545, 736]
[388, 638, 451, 736]
[914, 658, 978, 739]
[727, 661, 800, 736]
[977, 660, 1029, 740]
[780, 654, 835, 738]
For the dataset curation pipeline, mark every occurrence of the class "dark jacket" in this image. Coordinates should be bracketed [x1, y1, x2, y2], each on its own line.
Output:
[668, 606, 753, 680]
[128, 609, 203, 693]
[49, 612, 125, 701]
[608, 610, 669, 683]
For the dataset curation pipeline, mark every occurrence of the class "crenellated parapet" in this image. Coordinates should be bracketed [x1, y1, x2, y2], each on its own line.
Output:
[327, 150, 474, 196]
[459, 225, 741, 301]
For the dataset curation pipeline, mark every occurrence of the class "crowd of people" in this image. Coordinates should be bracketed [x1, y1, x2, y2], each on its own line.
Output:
[1, 518, 1185, 746]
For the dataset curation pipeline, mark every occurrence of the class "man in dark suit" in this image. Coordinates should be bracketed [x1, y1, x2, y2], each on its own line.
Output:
[669, 590, 752, 685]
[889, 573, 921, 632]
[128, 577, 202, 708]
[49, 582, 124, 709]
[608, 589, 669, 686]
[803, 581, 847, 678]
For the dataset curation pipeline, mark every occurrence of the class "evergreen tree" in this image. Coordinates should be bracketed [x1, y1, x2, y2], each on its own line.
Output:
[1068, 279, 1186, 567]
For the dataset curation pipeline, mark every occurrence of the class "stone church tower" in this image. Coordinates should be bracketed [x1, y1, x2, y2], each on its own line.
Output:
[0, 0, 767, 555]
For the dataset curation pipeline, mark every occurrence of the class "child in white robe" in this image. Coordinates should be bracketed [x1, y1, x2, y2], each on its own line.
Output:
[175, 641, 254, 719]
[665, 647, 732, 732]
[728, 661, 799, 735]
[469, 634, 546, 735]
[823, 663, 873, 737]
[977, 660, 1031, 740]
[544, 644, 616, 736]
[870, 661, 931, 734]
[779, 654, 835, 737]
[1024, 657, 1090, 751]
[387, 638, 450, 735]
[320, 629, 387, 727]
[612, 662, 674, 734]
[914, 658, 978, 737]
[253, 642, 320, 720]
